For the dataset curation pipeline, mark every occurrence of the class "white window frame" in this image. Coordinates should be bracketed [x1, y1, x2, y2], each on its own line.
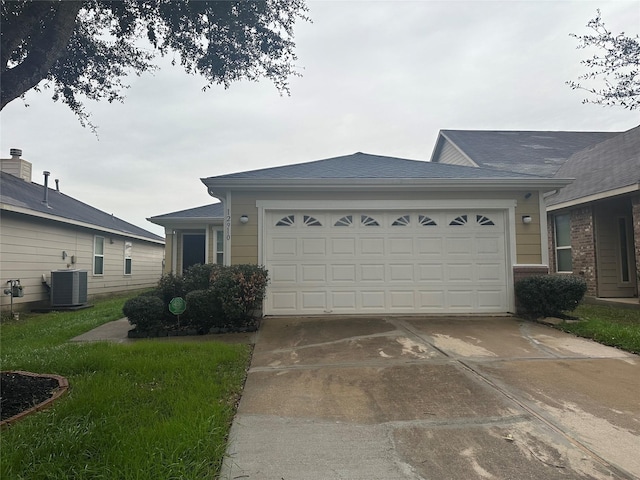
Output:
[93, 236, 105, 276]
[124, 241, 132, 275]
[214, 228, 224, 265]
[554, 214, 572, 273]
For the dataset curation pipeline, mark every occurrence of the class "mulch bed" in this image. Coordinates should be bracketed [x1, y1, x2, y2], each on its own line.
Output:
[1, 371, 68, 425]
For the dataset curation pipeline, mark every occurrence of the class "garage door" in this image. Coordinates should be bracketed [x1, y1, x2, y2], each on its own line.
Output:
[264, 210, 509, 315]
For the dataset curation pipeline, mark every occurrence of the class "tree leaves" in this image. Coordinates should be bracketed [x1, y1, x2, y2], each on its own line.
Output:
[567, 9, 639, 110]
[1, 0, 309, 128]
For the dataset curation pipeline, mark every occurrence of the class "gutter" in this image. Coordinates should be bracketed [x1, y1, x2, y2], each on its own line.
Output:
[202, 177, 573, 194]
[546, 183, 640, 212]
[1, 203, 165, 245]
[147, 216, 224, 227]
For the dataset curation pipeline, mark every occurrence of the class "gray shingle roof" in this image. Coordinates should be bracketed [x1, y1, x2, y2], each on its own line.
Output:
[204, 152, 547, 181]
[1, 171, 164, 242]
[437, 130, 621, 176]
[546, 126, 640, 206]
[148, 203, 224, 221]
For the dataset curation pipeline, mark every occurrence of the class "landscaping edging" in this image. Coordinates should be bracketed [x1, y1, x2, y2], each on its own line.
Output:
[127, 321, 260, 339]
[0, 371, 69, 429]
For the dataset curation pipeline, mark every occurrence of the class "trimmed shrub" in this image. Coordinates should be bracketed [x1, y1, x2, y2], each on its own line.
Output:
[182, 263, 222, 294]
[184, 289, 224, 332]
[156, 273, 184, 306]
[125, 264, 269, 335]
[123, 295, 165, 331]
[515, 274, 587, 318]
[210, 265, 269, 325]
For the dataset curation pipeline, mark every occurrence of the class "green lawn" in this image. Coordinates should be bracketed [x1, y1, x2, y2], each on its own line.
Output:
[555, 303, 640, 354]
[1, 293, 251, 480]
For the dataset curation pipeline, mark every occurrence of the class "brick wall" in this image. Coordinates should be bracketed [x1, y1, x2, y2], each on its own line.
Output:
[570, 206, 597, 297]
[633, 195, 640, 294]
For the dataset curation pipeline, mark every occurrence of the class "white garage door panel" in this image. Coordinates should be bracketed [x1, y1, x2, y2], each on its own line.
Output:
[264, 210, 509, 314]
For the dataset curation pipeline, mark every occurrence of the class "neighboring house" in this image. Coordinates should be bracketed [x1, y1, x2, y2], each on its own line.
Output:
[546, 126, 640, 299]
[432, 127, 640, 300]
[1, 149, 165, 312]
[147, 203, 224, 275]
[155, 152, 569, 315]
[430, 130, 621, 176]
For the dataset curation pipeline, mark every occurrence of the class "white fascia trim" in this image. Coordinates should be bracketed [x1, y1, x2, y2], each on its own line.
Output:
[148, 217, 223, 227]
[1, 203, 164, 245]
[546, 183, 639, 212]
[206, 178, 572, 192]
[256, 199, 517, 210]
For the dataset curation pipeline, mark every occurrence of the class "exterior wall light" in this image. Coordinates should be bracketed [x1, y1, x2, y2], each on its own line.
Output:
[522, 215, 532, 224]
[240, 214, 249, 224]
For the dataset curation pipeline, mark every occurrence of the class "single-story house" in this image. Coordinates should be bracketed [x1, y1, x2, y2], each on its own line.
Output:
[147, 203, 224, 275]
[431, 127, 639, 300]
[546, 126, 639, 298]
[1, 149, 165, 312]
[153, 152, 570, 315]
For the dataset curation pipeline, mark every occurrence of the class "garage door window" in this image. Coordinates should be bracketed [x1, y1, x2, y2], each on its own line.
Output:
[303, 215, 322, 226]
[450, 215, 468, 226]
[361, 215, 380, 226]
[276, 215, 295, 226]
[392, 215, 410, 226]
[334, 215, 353, 226]
[477, 215, 495, 226]
[419, 215, 437, 226]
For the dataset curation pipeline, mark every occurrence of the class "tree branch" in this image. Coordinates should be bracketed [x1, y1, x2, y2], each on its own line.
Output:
[1, 1, 82, 110]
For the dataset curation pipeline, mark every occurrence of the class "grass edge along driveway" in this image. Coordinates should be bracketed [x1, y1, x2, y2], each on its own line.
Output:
[1, 293, 251, 480]
[555, 303, 640, 355]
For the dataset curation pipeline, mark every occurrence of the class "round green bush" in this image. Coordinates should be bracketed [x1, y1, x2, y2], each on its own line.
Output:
[184, 289, 224, 332]
[123, 295, 165, 331]
[515, 274, 587, 318]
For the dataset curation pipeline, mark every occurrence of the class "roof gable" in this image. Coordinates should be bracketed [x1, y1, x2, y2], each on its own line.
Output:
[204, 152, 546, 181]
[1, 171, 163, 242]
[433, 130, 621, 177]
[547, 126, 640, 207]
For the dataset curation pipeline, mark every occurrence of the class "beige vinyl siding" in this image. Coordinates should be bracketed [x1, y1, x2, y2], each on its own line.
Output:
[433, 140, 475, 166]
[514, 191, 542, 264]
[1, 212, 164, 311]
[230, 189, 544, 266]
[230, 195, 260, 264]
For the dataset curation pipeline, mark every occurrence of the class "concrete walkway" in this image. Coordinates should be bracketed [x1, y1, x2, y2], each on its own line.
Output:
[219, 316, 640, 480]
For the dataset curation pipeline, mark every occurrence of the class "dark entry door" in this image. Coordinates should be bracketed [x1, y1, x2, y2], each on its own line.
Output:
[182, 233, 205, 272]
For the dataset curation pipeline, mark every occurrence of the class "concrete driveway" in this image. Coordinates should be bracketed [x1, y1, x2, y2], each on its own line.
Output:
[219, 316, 640, 480]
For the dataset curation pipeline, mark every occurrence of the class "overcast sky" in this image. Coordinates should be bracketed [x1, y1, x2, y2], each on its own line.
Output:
[1, 0, 639, 237]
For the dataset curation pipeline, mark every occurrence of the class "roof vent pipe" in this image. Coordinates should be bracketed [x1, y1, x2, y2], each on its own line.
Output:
[55, 179, 59, 191]
[43, 171, 50, 207]
[10, 148, 22, 158]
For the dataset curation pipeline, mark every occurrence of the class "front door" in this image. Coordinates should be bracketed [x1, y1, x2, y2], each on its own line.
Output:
[182, 233, 205, 272]
[595, 201, 637, 297]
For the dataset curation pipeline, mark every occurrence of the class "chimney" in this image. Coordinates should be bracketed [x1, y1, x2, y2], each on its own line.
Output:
[43, 171, 51, 207]
[1, 148, 32, 182]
